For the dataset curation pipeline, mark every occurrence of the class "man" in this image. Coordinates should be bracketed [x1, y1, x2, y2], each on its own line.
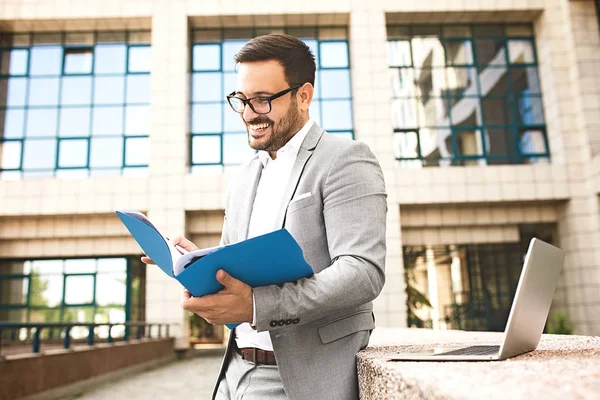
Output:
[148, 34, 387, 399]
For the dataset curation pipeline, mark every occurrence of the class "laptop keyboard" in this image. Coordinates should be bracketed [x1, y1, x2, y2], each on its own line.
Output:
[435, 345, 500, 356]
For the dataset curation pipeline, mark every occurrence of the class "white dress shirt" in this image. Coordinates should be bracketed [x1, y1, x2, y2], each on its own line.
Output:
[234, 119, 314, 351]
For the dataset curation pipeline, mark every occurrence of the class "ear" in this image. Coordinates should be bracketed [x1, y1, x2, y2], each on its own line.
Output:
[296, 82, 314, 112]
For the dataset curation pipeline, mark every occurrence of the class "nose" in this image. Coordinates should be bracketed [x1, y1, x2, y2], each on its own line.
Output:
[242, 103, 258, 122]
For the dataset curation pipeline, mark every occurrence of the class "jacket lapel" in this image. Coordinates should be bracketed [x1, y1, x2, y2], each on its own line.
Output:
[274, 122, 324, 229]
[237, 157, 263, 241]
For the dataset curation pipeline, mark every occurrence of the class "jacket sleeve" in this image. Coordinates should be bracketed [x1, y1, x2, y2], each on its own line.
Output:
[252, 140, 387, 331]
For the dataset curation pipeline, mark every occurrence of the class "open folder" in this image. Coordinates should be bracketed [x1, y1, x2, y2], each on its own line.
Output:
[115, 210, 314, 329]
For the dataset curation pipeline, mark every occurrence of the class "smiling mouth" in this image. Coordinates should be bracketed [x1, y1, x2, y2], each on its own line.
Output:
[248, 122, 271, 136]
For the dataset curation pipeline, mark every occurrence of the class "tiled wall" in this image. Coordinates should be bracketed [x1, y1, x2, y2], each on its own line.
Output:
[0, 0, 599, 336]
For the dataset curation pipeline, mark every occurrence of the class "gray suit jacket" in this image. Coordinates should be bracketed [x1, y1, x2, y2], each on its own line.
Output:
[213, 122, 387, 400]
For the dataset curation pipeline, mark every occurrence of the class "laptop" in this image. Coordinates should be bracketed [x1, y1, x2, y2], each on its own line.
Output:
[388, 238, 565, 361]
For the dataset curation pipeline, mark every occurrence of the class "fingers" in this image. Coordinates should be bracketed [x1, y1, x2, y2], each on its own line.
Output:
[141, 256, 155, 265]
[171, 235, 199, 252]
[216, 269, 234, 287]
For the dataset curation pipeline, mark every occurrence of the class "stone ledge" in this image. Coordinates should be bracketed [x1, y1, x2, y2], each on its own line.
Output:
[358, 328, 600, 400]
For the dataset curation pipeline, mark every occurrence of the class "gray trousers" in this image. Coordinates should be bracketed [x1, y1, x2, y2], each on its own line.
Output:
[214, 351, 286, 400]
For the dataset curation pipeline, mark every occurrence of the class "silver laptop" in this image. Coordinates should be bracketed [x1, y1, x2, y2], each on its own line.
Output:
[388, 238, 565, 361]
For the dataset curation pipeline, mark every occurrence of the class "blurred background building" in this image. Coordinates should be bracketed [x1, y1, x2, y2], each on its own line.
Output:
[0, 0, 599, 352]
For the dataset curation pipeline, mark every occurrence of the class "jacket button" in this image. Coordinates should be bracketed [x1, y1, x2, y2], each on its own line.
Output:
[285, 319, 293, 325]
[293, 318, 300, 324]
[270, 320, 277, 327]
[277, 320, 285, 326]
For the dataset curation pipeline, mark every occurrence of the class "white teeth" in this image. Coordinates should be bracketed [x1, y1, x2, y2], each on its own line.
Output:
[250, 123, 269, 130]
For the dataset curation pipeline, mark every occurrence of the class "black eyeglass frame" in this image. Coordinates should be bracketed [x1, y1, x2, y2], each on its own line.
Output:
[226, 84, 303, 114]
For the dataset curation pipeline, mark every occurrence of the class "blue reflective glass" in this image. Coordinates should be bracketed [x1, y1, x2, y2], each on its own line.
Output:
[191, 103, 222, 133]
[192, 72, 222, 102]
[223, 71, 237, 98]
[94, 44, 127, 74]
[3, 78, 27, 106]
[223, 133, 253, 164]
[64, 49, 93, 74]
[1, 140, 21, 169]
[319, 42, 348, 68]
[126, 75, 150, 104]
[7, 49, 29, 75]
[93, 76, 125, 105]
[309, 100, 321, 126]
[125, 105, 150, 135]
[193, 44, 221, 71]
[3, 108, 25, 138]
[90, 137, 123, 168]
[29, 46, 63, 76]
[92, 106, 124, 135]
[222, 41, 246, 71]
[517, 95, 544, 126]
[331, 131, 353, 141]
[26, 108, 58, 137]
[22, 139, 56, 169]
[224, 112, 246, 133]
[319, 69, 351, 99]
[321, 100, 353, 130]
[28, 78, 60, 106]
[58, 139, 88, 167]
[61, 76, 92, 105]
[59, 107, 91, 137]
[192, 135, 221, 163]
[125, 136, 149, 166]
[128, 46, 151, 73]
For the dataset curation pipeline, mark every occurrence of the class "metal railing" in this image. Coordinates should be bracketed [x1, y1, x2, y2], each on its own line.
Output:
[0, 322, 174, 358]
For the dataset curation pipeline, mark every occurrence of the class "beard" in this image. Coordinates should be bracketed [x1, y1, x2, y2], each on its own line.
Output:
[245, 98, 304, 153]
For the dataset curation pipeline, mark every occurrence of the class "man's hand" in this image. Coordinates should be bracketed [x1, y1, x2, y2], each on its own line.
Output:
[181, 270, 253, 325]
[141, 235, 199, 265]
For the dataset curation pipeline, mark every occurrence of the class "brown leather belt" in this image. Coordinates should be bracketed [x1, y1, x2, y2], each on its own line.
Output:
[233, 343, 277, 365]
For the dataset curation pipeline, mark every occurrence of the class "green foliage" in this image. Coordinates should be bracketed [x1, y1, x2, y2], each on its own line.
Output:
[545, 310, 575, 335]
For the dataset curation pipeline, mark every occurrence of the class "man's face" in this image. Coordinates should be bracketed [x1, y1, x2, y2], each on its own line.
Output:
[235, 60, 305, 153]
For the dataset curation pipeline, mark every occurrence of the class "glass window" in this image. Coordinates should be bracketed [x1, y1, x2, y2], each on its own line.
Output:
[2, 108, 26, 139]
[319, 42, 348, 68]
[190, 27, 353, 171]
[128, 46, 151, 73]
[94, 44, 127, 74]
[125, 105, 150, 135]
[64, 48, 93, 74]
[192, 135, 221, 164]
[0, 257, 144, 329]
[90, 137, 123, 168]
[0, 140, 22, 169]
[59, 107, 92, 137]
[22, 139, 57, 169]
[58, 139, 88, 168]
[64, 275, 94, 305]
[61, 76, 93, 105]
[125, 136, 149, 166]
[93, 106, 124, 135]
[388, 24, 548, 167]
[28, 78, 60, 106]
[193, 44, 221, 71]
[29, 46, 63, 76]
[0, 31, 150, 179]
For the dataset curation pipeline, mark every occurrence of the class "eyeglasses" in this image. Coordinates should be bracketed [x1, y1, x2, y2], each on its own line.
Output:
[226, 84, 302, 114]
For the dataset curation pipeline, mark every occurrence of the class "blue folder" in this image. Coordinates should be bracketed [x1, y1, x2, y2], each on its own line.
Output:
[116, 211, 314, 329]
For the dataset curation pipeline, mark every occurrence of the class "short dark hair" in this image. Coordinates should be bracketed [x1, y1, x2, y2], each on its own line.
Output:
[234, 33, 316, 87]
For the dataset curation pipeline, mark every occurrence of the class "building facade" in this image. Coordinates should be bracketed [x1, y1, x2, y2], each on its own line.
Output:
[0, 0, 599, 347]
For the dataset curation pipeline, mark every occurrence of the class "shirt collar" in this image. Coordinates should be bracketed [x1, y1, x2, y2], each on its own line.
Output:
[257, 119, 314, 167]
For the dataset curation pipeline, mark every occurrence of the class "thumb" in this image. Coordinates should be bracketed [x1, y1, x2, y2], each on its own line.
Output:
[216, 269, 235, 288]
